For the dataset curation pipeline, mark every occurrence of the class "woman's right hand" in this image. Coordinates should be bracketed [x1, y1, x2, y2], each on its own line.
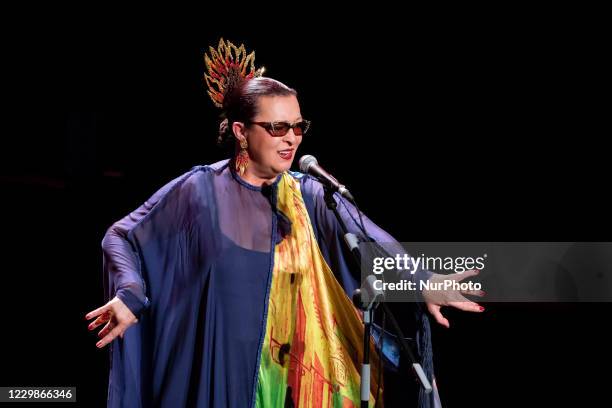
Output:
[85, 296, 139, 348]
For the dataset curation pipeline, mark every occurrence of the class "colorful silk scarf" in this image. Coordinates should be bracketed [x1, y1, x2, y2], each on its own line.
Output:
[256, 173, 382, 408]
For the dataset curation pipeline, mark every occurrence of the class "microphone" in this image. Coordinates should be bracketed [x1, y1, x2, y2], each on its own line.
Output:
[298, 155, 355, 203]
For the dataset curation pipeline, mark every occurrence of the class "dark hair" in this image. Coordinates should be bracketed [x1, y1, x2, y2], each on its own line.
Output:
[217, 77, 297, 147]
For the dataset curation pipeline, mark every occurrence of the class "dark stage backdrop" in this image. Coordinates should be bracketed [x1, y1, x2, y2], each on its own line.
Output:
[2, 23, 609, 407]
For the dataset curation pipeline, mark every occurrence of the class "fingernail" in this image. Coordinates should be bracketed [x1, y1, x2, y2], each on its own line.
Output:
[88, 324, 93, 330]
[479, 306, 485, 311]
[96, 342, 102, 348]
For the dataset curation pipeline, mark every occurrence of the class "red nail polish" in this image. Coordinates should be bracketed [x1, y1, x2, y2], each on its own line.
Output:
[479, 306, 485, 311]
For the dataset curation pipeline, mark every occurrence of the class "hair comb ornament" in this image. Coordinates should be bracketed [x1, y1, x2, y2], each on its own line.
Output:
[203, 38, 265, 108]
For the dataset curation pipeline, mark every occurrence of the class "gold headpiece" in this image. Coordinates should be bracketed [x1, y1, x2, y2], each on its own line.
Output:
[203, 38, 265, 108]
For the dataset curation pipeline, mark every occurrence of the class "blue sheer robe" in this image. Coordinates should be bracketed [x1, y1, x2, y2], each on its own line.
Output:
[102, 159, 437, 407]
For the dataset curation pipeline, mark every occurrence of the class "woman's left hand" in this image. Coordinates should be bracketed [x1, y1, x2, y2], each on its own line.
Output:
[422, 268, 485, 328]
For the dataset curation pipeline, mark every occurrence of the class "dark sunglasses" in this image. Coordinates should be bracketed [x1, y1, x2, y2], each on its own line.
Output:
[248, 120, 311, 137]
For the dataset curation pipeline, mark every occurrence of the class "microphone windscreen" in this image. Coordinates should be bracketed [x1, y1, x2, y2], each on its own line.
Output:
[298, 155, 318, 173]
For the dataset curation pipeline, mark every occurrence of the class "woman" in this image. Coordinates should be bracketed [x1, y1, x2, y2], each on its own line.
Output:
[85, 39, 483, 408]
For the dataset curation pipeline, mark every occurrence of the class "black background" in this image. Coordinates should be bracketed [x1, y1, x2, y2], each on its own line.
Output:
[1, 9, 610, 407]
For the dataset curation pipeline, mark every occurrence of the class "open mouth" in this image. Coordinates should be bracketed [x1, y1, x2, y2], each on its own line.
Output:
[278, 149, 294, 160]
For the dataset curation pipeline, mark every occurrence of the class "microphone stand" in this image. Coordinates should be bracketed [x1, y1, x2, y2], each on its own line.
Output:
[322, 186, 432, 408]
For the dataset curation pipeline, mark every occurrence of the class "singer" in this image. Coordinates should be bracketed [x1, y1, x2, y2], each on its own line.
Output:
[85, 39, 483, 408]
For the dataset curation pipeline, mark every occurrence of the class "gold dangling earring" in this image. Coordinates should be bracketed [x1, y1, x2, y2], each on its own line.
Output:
[235, 138, 249, 176]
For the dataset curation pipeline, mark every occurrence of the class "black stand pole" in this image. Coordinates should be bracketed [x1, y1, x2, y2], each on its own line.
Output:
[322, 186, 432, 407]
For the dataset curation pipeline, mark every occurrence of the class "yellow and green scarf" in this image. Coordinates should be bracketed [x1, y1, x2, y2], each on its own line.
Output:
[256, 173, 382, 408]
